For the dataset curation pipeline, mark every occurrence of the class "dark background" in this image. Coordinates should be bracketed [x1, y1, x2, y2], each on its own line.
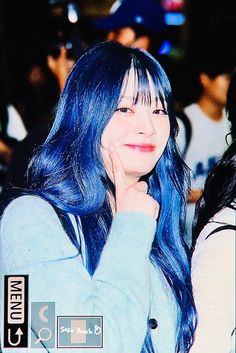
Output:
[0, 0, 236, 106]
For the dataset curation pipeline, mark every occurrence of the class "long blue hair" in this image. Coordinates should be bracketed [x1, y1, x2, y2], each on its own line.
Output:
[27, 41, 196, 352]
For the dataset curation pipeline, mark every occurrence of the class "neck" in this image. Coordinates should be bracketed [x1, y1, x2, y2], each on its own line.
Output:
[197, 96, 224, 122]
[126, 174, 140, 187]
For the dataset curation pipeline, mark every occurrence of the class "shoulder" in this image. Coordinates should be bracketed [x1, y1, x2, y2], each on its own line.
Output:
[2, 194, 55, 212]
[1, 195, 59, 227]
[197, 206, 236, 242]
[1, 195, 78, 270]
[176, 103, 194, 123]
[192, 207, 235, 271]
[183, 103, 198, 118]
[211, 206, 236, 226]
[183, 104, 209, 130]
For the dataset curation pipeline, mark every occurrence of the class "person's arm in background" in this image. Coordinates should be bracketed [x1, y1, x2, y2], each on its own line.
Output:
[47, 47, 75, 92]
[0, 103, 27, 164]
[6, 104, 27, 141]
[0, 139, 12, 163]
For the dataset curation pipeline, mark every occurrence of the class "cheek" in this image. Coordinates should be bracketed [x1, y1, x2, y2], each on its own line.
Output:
[100, 146, 112, 179]
[212, 78, 229, 99]
[101, 118, 131, 147]
[154, 119, 170, 146]
[100, 118, 130, 178]
[164, 120, 171, 140]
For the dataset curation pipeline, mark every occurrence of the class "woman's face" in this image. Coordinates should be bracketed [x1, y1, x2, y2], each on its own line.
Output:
[101, 69, 170, 185]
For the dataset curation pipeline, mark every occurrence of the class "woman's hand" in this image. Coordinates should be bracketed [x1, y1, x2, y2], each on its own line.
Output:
[108, 143, 159, 220]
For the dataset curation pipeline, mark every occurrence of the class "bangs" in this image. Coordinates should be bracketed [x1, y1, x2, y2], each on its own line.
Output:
[119, 57, 168, 111]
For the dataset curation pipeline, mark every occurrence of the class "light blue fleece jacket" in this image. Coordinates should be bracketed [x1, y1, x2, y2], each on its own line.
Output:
[0, 196, 177, 353]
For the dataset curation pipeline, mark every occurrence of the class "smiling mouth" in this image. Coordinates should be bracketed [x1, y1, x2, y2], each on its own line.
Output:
[124, 144, 156, 152]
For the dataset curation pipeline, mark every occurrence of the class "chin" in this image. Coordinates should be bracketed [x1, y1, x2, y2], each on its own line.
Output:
[123, 156, 159, 175]
[124, 164, 156, 178]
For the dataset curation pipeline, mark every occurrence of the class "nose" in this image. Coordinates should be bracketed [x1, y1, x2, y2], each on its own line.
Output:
[133, 112, 155, 136]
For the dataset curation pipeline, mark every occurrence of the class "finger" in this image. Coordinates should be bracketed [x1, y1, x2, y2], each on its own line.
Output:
[60, 46, 67, 59]
[107, 143, 127, 195]
[132, 181, 148, 193]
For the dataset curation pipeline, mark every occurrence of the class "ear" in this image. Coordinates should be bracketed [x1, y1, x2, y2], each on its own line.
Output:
[199, 72, 211, 88]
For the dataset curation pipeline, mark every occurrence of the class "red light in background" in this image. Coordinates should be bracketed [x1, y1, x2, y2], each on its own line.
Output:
[161, 0, 184, 12]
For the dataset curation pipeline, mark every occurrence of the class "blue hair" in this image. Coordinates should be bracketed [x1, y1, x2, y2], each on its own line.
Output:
[27, 41, 196, 352]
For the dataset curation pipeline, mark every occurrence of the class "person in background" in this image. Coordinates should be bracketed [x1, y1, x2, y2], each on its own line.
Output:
[190, 139, 236, 353]
[47, 29, 82, 91]
[13, 62, 58, 132]
[1, 30, 82, 195]
[176, 57, 234, 245]
[0, 41, 197, 353]
[190, 71, 236, 353]
[0, 95, 27, 192]
[226, 70, 236, 140]
[94, 0, 166, 55]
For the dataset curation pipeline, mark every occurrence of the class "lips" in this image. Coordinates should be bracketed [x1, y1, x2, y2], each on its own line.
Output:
[124, 144, 155, 152]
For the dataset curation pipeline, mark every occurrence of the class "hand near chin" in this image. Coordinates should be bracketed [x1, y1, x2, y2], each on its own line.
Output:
[107, 143, 159, 220]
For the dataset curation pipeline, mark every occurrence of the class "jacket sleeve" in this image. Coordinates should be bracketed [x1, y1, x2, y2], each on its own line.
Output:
[190, 228, 235, 353]
[0, 195, 156, 353]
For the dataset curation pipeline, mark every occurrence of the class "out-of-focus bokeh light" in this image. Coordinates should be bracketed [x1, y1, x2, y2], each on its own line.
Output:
[67, 3, 79, 23]
[159, 40, 172, 55]
[165, 12, 185, 25]
[161, 0, 184, 12]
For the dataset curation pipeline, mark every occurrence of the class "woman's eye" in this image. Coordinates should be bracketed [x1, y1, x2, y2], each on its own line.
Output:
[116, 107, 132, 113]
[153, 108, 168, 115]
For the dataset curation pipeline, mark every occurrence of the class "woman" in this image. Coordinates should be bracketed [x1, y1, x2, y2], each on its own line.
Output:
[226, 70, 236, 140]
[0, 41, 196, 352]
[191, 138, 236, 352]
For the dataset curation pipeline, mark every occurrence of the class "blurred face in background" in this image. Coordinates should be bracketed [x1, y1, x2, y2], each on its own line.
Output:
[107, 27, 151, 51]
[200, 72, 231, 107]
[28, 65, 46, 87]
